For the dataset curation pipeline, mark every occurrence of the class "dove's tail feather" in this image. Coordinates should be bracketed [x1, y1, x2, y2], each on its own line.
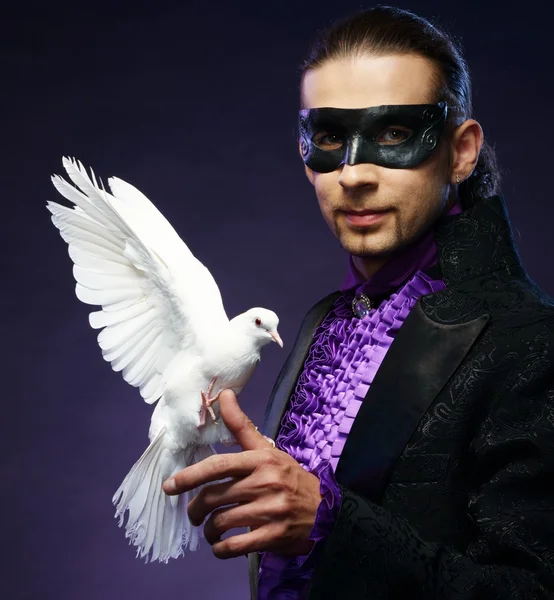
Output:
[112, 427, 215, 563]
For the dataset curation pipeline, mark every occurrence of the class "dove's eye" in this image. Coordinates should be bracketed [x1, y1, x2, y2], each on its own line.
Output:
[255, 318, 262, 326]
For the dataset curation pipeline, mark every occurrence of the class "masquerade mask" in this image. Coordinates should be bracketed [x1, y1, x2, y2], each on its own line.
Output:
[298, 102, 448, 173]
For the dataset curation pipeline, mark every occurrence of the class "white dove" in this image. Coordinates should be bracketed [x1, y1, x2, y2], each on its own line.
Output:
[47, 157, 283, 563]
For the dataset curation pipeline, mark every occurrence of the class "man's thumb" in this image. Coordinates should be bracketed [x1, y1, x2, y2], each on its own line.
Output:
[218, 389, 273, 451]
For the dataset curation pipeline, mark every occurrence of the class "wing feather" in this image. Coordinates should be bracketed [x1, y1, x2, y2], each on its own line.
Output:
[124, 345, 160, 388]
[48, 202, 124, 249]
[97, 308, 156, 351]
[102, 297, 146, 312]
[141, 373, 165, 405]
[89, 301, 150, 329]
[111, 329, 161, 373]
[69, 247, 136, 276]
[48, 157, 228, 404]
[73, 265, 140, 291]
[75, 283, 140, 306]
[68, 239, 129, 265]
[102, 321, 157, 364]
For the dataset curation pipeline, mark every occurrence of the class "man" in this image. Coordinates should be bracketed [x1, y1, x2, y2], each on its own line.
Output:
[163, 6, 554, 598]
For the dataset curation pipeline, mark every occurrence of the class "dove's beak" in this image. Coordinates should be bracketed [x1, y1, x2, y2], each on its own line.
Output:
[269, 330, 284, 348]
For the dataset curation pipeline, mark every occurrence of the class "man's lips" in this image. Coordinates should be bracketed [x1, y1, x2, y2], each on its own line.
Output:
[341, 208, 391, 227]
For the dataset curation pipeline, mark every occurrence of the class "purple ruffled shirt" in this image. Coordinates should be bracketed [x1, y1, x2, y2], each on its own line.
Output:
[257, 201, 462, 600]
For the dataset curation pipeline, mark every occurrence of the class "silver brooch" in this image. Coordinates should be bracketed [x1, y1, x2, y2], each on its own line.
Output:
[352, 293, 374, 318]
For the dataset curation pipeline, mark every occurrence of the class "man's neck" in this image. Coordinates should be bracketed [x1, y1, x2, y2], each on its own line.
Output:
[352, 254, 391, 279]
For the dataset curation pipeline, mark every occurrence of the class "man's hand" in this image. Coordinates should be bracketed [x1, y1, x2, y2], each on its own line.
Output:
[162, 389, 322, 559]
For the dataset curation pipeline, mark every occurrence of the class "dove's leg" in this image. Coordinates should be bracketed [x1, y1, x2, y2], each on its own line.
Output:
[198, 392, 215, 427]
[204, 377, 220, 421]
[200, 390, 221, 424]
[198, 395, 207, 427]
[206, 377, 217, 400]
[198, 378, 221, 427]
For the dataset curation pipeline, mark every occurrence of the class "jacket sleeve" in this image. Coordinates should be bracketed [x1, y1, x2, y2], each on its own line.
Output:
[307, 343, 554, 599]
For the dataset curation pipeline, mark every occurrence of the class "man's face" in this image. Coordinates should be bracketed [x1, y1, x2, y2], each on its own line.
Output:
[300, 54, 453, 260]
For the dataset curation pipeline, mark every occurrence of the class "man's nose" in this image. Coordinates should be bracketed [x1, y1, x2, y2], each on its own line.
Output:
[338, 161, 379, 190]
[339, 136, 379, 189]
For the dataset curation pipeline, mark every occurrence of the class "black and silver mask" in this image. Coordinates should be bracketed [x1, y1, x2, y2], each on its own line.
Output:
[298, 102, 448, 173]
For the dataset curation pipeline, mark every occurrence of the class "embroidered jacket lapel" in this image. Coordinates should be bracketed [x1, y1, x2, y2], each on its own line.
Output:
[334, 300, 489, 500]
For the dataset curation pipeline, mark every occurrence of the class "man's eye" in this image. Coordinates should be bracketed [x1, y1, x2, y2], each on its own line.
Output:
[312, 132, 344, 150]
[376, 127, 412, 145]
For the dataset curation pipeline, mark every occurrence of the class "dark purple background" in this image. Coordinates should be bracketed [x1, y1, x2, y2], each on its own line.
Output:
[2, 1, 552, 598]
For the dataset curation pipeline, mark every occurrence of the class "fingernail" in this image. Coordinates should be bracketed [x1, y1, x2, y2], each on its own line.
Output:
[163, 478, 176, 493]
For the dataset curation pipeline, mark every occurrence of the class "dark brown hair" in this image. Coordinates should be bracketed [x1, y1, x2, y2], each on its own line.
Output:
[299, 5, 501, 207]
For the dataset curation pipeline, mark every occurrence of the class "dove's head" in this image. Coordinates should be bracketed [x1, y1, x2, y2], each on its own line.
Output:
[237, 308, 283, 349]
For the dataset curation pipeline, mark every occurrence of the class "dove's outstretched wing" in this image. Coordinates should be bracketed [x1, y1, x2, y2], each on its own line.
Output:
[47, 157, 228, 404]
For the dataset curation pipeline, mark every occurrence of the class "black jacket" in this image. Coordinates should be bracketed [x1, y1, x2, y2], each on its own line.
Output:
[248, 195, 554, 599]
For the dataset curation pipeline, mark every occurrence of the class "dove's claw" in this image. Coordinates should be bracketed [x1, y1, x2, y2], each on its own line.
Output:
[198, 392, 208, 427]
[207, 406, 218, 423]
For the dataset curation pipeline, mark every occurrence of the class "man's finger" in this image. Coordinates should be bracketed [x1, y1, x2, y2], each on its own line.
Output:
[187, 478, 253, 526]
[163, 451, 259, 495]
[212, 524, 272, 560]
[218, 389, 274, 451]
[203, 503, 268, 545]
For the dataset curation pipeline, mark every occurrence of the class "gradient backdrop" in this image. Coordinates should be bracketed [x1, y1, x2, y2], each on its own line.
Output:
[2, 1, 552, 598]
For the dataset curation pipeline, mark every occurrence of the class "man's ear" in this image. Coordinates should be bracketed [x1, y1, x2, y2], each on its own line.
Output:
[299, 141, 315, 185]
[449, 119, 484, 184]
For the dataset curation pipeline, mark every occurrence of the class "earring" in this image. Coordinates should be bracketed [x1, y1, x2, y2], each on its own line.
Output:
[455, 174, 461, 184]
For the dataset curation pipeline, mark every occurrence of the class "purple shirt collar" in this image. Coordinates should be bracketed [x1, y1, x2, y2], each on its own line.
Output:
[341, 199, 463, 296]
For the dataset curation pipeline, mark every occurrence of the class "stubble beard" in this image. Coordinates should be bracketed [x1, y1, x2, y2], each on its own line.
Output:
[331, 190, 449, 260]
[332, 211, 409, 260]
